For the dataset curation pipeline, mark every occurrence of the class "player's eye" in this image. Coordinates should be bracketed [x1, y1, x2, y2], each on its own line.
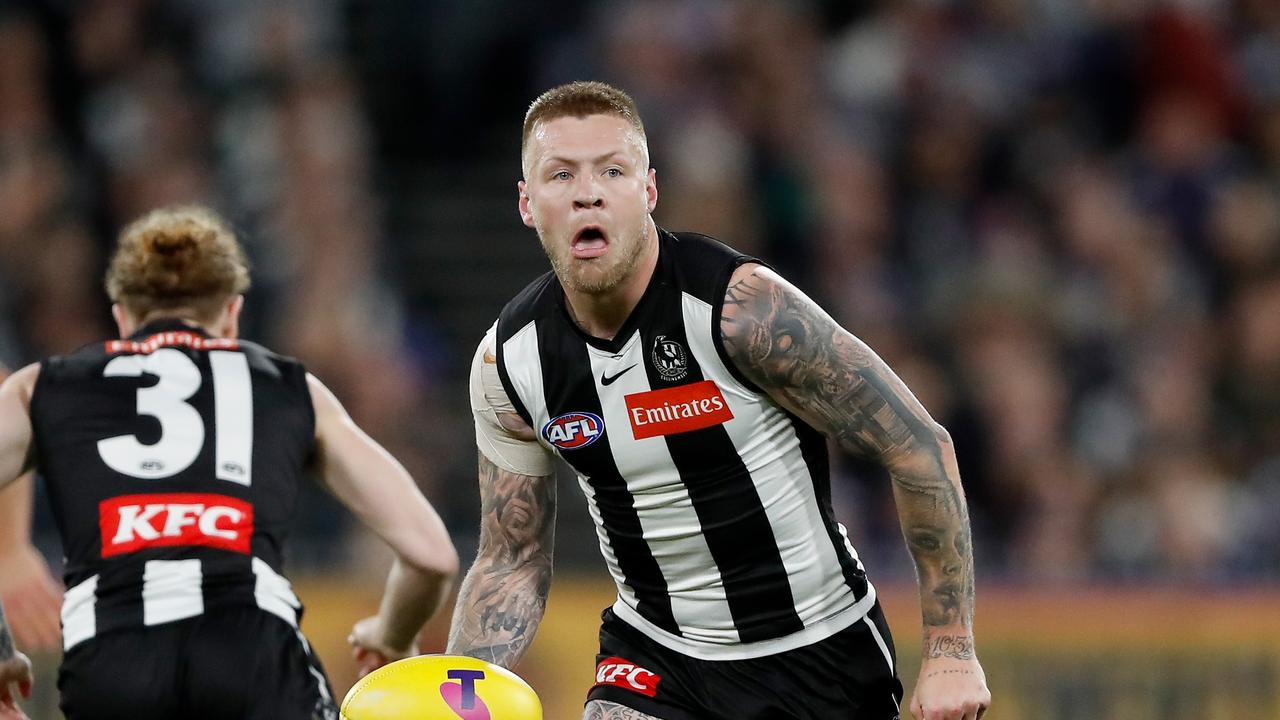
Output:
[552, 170, 571, 181]
[604, 167, 622, 178]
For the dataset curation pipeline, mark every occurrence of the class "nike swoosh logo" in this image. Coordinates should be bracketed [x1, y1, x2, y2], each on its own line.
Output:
[600, 364, 637, 386]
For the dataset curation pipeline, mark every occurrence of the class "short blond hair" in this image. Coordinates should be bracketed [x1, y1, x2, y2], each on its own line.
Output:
[521, 81, 649, 174]
[105, 205, 250, 324]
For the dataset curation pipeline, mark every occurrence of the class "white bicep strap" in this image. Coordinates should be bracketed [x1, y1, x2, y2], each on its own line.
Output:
[469, 326, 554, 477]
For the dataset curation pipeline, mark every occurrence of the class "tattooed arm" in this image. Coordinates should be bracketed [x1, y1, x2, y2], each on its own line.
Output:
[446, 454, 555, 668]
[447, 330, 558, 669]
[0, 601, 34, 717]
[721, 264, 989, 720]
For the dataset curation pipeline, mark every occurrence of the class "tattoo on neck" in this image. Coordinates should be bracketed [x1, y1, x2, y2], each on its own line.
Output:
[925, 633, 975, 660]
[0, 603, 15, 661]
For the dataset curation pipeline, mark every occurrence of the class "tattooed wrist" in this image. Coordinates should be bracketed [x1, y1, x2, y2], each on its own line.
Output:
[925, 668, 977, 679]
[924, 633, 975, 660]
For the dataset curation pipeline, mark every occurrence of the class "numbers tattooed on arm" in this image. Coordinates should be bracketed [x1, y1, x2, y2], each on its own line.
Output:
[447, 454, 555, 669]
[925, 633, 976, 660]
[720, 267, 977, 631]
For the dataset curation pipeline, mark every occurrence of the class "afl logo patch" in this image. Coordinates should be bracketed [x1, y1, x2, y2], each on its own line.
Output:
[542, 412, 605, 450]
[651, 335, 688, 381]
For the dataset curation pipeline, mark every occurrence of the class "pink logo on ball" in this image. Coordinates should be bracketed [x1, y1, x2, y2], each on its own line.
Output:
[441, 669, 491, 720]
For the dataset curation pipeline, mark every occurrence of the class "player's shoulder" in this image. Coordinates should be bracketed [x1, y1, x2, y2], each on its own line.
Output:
[662, 229, 767, 304]
[38, 337, 116, 378]
[234, 338, 311, 382]
[496, 269, 559, 341]
[664, 229, 751, 264]
[0, 362, 41, 398]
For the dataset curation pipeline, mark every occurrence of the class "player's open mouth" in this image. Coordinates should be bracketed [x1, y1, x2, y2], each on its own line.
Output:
[571, 226, 609, 259]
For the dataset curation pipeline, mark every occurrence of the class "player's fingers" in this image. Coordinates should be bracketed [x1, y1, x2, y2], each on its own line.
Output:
[355, 654, 384, 680]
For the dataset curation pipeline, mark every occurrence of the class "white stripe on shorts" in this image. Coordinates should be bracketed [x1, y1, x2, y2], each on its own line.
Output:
[61, 575, 99, 650]
[142, 559, 204, 626]
[253, 557, 301, 628]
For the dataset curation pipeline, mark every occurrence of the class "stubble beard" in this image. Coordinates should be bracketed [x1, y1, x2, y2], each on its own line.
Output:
[540, 225, 648, 296]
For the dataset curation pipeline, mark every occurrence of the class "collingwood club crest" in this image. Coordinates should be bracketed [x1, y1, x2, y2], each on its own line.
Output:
[651, 335, 688, 381]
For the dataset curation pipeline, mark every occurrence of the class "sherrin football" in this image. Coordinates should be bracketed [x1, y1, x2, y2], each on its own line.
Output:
[341, 655, 542, 720]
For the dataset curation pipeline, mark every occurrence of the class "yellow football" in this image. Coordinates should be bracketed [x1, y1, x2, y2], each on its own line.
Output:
[341, 655, 542, 720]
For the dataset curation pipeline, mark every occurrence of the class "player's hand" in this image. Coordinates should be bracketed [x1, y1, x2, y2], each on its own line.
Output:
[348, 615, 415, 679]
[0, 546, 63, 651]
[909, 655, 990, 720]
[0, 652, 33, 720]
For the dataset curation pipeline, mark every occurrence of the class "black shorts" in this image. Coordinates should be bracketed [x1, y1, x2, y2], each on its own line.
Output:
[58, 606, 338, 720]
[588, 603, 903, 720]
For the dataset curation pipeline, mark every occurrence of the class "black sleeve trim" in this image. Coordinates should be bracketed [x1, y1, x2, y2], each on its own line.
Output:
[711, 257, 769, 396]
[494, 320, 535, 430]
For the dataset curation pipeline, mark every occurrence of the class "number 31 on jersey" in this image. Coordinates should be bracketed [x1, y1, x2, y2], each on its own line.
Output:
[97, 348, 253, 485]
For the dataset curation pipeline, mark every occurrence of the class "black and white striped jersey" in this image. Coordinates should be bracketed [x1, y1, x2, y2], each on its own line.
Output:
[30, 320, 313, 650]
[493, 230, 877, 660]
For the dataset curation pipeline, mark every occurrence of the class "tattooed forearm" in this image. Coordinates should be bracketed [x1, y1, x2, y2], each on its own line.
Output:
[0, 602, 14, 661]
[446, 454, 555, 669]
[722, 267, 978, 634]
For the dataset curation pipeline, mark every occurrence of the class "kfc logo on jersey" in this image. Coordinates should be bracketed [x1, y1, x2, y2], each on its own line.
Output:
[626, 380, 734, 440]
[100, 493, 253, 557]
[542, 412, 605, 450]
[594, 657, 660, 697]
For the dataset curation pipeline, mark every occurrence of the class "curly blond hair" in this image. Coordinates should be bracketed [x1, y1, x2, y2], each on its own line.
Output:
[105, 205, 250, 324]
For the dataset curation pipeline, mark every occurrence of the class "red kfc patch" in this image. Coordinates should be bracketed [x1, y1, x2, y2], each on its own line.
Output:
[100, 493, 253, 557]
[593, 657, 661, 697]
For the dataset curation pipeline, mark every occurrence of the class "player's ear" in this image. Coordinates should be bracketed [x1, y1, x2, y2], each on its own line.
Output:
[220, 295, 245, 339]
[518, 180, 536, 229]
[111, 304, 135, 338]
[646, 168, 657, 213]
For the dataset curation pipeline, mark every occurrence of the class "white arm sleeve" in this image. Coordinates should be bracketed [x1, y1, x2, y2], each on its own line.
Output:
[470, 324, 555, 477]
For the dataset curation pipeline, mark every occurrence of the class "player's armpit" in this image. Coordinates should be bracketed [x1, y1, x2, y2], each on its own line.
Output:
[446, 454, 555, 670]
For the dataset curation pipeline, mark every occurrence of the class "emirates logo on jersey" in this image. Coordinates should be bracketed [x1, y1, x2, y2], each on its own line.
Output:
[99, 493, 253, 558]
[625, 380, 734, 439]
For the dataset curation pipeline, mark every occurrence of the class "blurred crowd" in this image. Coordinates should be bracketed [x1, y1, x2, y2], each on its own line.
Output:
[2, 0, 1279, 584]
